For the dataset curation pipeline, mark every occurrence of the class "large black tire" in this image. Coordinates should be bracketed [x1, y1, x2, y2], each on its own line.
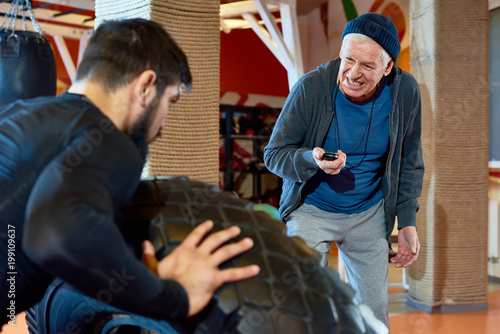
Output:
[114, 176, 386, 334]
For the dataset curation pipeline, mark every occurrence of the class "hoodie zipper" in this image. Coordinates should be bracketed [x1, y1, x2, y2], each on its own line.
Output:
[383, 111, 394, 249]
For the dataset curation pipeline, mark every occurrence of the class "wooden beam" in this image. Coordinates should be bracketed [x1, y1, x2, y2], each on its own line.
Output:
[53, 34, 76, 82]
[254, 0, 293, 70]
[0, 3, 94, 29]
[280, 0, 303, 88]
[227, 0, 303, 89]
[490, 0, 500, 9]
[1, 17, 93, 39]
[220, 0, 279, 19]
[241, 12, 287, 67]
[34, 0, 95, 11]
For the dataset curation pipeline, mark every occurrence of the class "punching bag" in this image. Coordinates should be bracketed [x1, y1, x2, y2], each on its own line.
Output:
[0, 30, 57, 107]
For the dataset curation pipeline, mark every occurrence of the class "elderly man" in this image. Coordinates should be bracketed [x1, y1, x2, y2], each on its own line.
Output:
[264, 13, 423, 327]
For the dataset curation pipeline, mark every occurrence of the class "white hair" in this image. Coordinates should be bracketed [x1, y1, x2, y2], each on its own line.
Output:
[341, 33, 392, 66]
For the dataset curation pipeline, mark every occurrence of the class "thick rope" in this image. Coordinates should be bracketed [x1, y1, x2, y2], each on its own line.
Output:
[409, 0, 489, 310]
[95, 0, 220, 184]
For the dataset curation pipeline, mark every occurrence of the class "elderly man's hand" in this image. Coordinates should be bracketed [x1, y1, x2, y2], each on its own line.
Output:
[312, 148, 347, 175]
[142, 220, 260, 317]
[390, 226, 420, 268]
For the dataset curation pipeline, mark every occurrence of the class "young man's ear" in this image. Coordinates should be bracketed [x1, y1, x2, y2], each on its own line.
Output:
[134, 70, 157, 106]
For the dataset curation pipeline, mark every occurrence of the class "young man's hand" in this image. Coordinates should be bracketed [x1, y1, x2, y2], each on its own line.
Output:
[142, 220, 260, 317]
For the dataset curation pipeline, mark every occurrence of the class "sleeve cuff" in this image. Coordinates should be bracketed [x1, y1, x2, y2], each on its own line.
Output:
[159, 279, 190, 319]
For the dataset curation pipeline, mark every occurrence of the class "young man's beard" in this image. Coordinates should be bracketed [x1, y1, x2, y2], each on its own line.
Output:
[127, 96, 159, 159]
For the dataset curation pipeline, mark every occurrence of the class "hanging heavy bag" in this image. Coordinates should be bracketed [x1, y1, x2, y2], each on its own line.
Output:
[0, 31, 57, 107]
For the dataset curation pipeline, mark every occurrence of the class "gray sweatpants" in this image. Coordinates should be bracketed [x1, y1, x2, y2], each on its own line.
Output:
[284, 201, 389, 327]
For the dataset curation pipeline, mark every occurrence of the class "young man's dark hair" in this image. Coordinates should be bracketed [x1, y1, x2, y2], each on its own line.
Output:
[76, 18, 192, 95]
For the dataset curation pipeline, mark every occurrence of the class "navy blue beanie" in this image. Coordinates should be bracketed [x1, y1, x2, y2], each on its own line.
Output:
[342, 13, 401, 62]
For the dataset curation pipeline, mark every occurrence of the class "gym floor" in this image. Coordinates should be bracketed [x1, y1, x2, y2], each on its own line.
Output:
[3, 258, 500, 334]
[329, 253, 500, 334]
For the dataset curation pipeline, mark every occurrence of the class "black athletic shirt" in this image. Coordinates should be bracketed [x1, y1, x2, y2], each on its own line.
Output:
[0, 93, 188, 324]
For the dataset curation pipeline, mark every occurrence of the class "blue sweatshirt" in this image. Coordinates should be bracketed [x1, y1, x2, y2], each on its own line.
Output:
[304, 78, 391, 213]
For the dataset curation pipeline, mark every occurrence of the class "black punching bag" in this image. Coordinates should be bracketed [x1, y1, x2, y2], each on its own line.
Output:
[0, 31, 57, 107]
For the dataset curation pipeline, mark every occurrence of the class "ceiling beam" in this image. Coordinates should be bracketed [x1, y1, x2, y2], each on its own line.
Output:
[230, 0, 303, 89]
[53, 34, 77, 82]
[34, 0, 95, 11]
[2, 18, 93, 39]
[0, 3, 94, 30]
[220, 0, 279, 19]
